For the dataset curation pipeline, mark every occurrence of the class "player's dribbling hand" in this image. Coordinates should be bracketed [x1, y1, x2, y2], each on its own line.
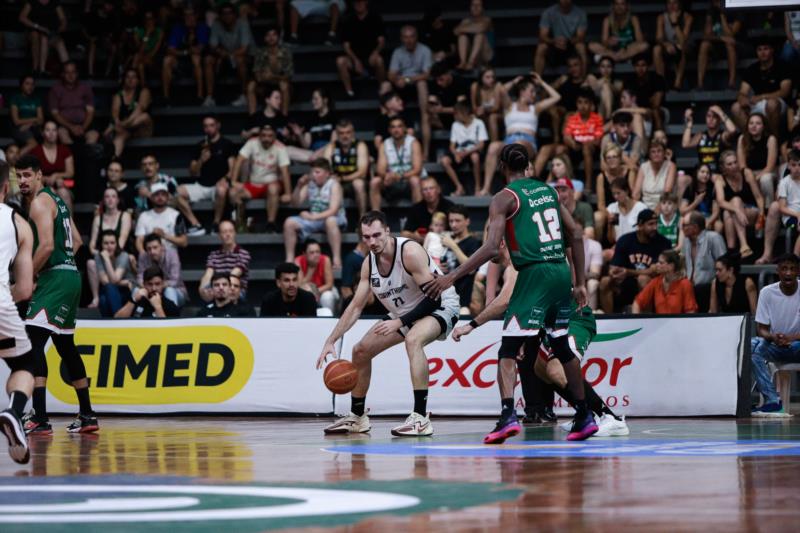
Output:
[316, 342, 338, 369]
[374, 318, 402, 336]
[573, 285, 588, 309]
[452, 324, 473, 342]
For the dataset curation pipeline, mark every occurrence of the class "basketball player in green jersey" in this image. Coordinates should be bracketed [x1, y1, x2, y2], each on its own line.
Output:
[16, 154, 98, 434]
[425, 144, 597, 443]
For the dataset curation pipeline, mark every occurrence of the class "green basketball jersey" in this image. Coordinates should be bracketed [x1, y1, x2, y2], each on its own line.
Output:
[503, 179, 566, 269]
[658, 213, 679, 247]
[31, 187, 76, 270]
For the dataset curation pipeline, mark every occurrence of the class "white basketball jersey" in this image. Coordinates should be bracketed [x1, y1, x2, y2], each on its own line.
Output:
[0, 204, 18, 301]
[369, 237, 457, 318]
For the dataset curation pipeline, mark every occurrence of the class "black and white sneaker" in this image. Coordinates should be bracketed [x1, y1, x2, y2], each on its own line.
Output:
[0, 409, 30, 464]
[66, 413, 99, 434]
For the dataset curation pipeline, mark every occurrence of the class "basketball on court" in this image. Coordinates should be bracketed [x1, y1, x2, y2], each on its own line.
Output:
[323, 360, 358, 394]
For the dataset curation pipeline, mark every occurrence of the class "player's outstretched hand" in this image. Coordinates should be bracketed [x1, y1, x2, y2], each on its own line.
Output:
[573, 285, 588, 309]
[452, 324, 473, 342]
[422, 274, 452, 300]
[316, 342, 339, 370]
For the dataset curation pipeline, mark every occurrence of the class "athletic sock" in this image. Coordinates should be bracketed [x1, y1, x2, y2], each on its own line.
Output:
[583, 380, 616, 418]
[413, 389, 428, 416]
[574, 400, 589, 419]
[351, 396, 366, 417]
[501, 398, 515, 419]
[32, 386, 47, 420]
[8, 391, 28, 419]
[553, 384, 576, 406]
[75, 387, 93, 415]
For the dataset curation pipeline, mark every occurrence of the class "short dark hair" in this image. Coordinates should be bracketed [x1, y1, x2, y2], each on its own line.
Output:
[100, 229, 117, 241]
[275, 262, 300, 278]
[303, 238, 321, 252]
[566, 54, 582, 64]
[264, 23, 281, 35]
[576, 87, 596, 105]
[716, 252, 741, 275]
[613, 111, 633, 125]
[687, 210, 706, 231]
[789, 149, 800, 163]
[632, 52, 650, 65]
[454, 100, 472, 116]
[448, 204, 470, 219]
[380, 91, 401, 106]
[430, 61, 451, 79]
[499, 143, 529, 173]
[775, 253, 800, 267]
[211, 272, 231, 284]
[15, 154, 41, 173]
[143, 266, 164, 282]
[202, 114, 220, 123]
[360, 210, 389, 228]
[610, 176, 630, 193]
[388, 116, 406, 128]
[310, 158, 332, 172]
[143, 233, 162, 246]
[336, 118, 354, 129]
[18, 73, 34, 87]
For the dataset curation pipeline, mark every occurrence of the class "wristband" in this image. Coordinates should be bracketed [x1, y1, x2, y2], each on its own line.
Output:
[469, 319, 479, 329]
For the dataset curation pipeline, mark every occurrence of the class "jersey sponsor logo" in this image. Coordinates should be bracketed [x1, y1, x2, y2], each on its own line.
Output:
[526, 194, 557, 208]
[46, 325, 254, 405]
[376, 284, 408, 299]
[371, 277, 380, 287]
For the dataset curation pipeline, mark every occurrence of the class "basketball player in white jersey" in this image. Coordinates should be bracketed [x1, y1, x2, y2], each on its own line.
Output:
[0, 161, 36, 464]
[316, 210, 460, 436]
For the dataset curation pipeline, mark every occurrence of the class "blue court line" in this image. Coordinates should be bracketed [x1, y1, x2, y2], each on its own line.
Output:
[324, 439, 800, 457]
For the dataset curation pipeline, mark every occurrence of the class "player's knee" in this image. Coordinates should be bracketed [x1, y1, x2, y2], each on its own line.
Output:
[550, 335, 579, 365]
[546, 359, 567, 388]
[352, 342, 369, 365]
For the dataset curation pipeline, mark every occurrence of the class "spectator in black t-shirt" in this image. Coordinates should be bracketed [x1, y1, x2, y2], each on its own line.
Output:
[440, 204, 481, 313]
[341, 230, 369, 301]
[188, 115, 237, 231]
[305, 88, 338, 152]
[105, 160, 137, 213]
[229, 274, 256, 317]
[197, 272, 237, 317]
[336, 0, 386, 98]
[114, 266, 181, 318]
[373, 91, 413, 154]
[419, 5, 455, 63]
[401, 176, 454, 243]
[625, 54, 666, 132]
[260, 262, 318, 317]
[242, 86, 289, 141]
[731, 38, 792, 137]
[598, 209, 671, 313]
[425, 62, 470, 157]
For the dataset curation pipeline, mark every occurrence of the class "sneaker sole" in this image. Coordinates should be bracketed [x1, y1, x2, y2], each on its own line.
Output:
[752, 412, 793, 418]
[484, 424, 521, 445]
[567, 423, 599, 441]
[67, 424, 99, 434]
[390, 428, 434, 437]
[0, 413, 30, 465]
[323, 427, 371, 435]
[595, 426, 631, 437]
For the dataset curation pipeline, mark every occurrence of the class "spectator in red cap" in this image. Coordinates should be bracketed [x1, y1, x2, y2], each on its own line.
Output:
[553, 176, 595, 239]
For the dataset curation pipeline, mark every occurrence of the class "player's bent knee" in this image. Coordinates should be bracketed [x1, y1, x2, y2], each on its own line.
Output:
[546, 359, 567, 388]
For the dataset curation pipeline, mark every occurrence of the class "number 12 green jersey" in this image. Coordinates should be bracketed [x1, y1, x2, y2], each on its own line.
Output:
[503, 179, 566, 269]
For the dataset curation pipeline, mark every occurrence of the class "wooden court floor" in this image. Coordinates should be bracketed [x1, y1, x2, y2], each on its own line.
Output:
[1, 416, 800, 532]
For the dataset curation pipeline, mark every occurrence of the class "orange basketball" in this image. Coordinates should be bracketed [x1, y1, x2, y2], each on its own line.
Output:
[323, 360, 359, 395]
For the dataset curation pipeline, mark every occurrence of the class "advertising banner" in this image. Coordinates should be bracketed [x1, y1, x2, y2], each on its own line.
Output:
[0, 315, 745, 416]
[338, 315, 746, 416]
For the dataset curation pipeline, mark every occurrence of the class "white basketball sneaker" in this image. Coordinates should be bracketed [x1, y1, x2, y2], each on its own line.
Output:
[391, 412, 434, 437]
[558, 418, 573, 432]
[323, 411, 371, 434]
[594, 414, 630, 437]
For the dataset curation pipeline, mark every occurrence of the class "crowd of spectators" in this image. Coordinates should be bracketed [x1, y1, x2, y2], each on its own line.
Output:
[0, 2, 799, 332]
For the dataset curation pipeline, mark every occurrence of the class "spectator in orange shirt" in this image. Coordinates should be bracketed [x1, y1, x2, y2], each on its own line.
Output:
[563, 88, 604, 192]
[632, 249, 698, 314]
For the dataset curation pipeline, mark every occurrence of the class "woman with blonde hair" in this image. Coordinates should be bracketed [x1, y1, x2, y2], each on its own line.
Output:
[595, 143, 636, 238]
